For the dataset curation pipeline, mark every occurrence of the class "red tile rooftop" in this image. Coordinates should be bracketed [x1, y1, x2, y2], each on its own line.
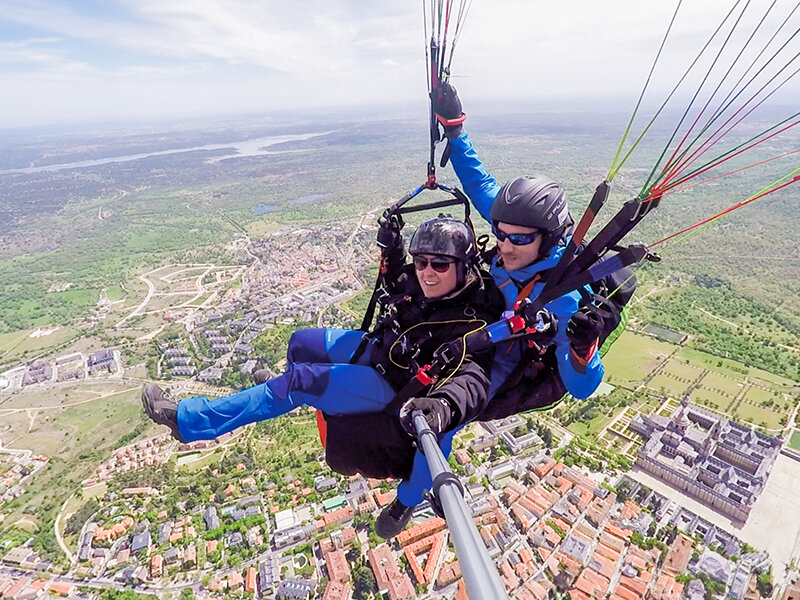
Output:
[603, 522, 632, 540]
[326, 549, 352, 584]
[574, 568, 610, 598]
[624, 552, 650, 572]
[374, 489, 397, 507]
[323, 580, 353, 600]
[436, 561, 461, 587]
[618, 572, 649, 597]
[536, 546, 551, 563]
[404, 532, 445, 585]
[662, 533, 694, 577]
[228, 570, 244, 589]
[455, 580, 469, 600]
[396, 517, 446, 546]
[610, 586, 641, 600]
[568, 589, 592, 600]
[620, 500, 641, 520]
[245, 568, 257, 593]
[595, 541, 622, 562]
[454, 449, 471, 464]
[533, 457, 556, 478]
[651, 573, 684, 600]
[628, 544, 660, 566]
[588, 551, 617, 580]
[323, 506, 354, 527]
[48, 581, 75, 596]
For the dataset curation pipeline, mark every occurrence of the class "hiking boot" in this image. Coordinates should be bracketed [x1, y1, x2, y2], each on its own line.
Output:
[253, 369, 270, 384]
[375, 499, 414, 539]
[142, 384, 184, 441]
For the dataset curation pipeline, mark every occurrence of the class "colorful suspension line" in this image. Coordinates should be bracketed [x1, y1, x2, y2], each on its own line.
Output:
[649, 166, 800, 249]
[423, 0, 473, 186]
[638, 0, 800, 199]
[542, 0, 800, 305]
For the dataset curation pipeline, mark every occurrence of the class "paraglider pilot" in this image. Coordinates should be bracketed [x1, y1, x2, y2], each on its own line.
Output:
[141, 215, 505, 536]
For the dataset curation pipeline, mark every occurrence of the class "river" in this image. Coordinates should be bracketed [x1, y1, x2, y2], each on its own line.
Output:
[0, 131, 334, 176]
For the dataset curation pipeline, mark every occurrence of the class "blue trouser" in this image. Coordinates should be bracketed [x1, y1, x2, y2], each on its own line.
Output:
[177, 328, 394, 439]
[177, 327, 457, 507]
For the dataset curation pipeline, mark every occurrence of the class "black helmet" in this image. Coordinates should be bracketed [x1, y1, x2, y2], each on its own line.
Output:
[409, 216, 477, 263]
[490, 175, 574, 252]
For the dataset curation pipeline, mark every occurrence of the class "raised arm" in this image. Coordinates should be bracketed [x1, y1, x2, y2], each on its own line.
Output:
[433, 82, 500, 224]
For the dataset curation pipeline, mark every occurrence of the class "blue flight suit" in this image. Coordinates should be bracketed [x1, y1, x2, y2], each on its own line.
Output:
[177, 328, 395, 440]
[447, 130, 605, 398]
[395, 131, 606, 508]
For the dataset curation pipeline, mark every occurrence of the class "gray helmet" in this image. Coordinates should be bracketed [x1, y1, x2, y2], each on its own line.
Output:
[409, 216, 477, 263]
[491, 175, 574, 253]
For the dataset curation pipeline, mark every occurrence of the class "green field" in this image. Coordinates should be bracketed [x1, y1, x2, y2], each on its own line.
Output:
[0, 386, 158, 558]
[700, 372, 743, 399]
[0, 326, 80, 365]
[602, 331, 676, 387]
[647, 373, 690, 398]
[734, 402, 786, 431]
[789, 431, 800, 451]
[596, 329, 798, 442]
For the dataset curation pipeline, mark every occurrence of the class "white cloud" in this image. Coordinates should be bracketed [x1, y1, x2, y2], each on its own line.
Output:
[0, 0, 797, 127]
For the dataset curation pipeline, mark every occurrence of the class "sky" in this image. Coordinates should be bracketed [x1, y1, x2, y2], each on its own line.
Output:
[0, 0, 797, 129]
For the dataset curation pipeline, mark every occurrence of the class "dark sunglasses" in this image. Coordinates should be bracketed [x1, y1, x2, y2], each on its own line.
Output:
[413, 256, 455, 273]
[492, 223, 542, 246]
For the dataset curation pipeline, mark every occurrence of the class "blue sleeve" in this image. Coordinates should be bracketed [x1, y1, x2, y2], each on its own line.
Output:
[448, 131, 501, 225]
[545, 291, 605, 400]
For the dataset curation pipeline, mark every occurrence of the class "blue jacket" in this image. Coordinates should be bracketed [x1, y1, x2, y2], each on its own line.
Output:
[448, 131, 604, 399]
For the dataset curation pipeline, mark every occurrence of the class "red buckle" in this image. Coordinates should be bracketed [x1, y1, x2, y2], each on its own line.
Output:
[415, 366, 434, 386]
[508, 315, 526, 333]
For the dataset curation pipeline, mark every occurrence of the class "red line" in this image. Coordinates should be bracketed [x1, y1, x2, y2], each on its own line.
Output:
[660, 58, 800, 186]
[654, 149, 800, 198]
[657, 117, 799, 194]
[649, 175, 800, 247]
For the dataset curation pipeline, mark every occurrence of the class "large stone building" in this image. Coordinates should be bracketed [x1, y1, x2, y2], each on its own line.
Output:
[630, 400, 781, 521]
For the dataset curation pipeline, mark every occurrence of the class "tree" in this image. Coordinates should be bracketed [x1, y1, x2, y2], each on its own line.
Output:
[756, 570, 773, 597]
[353, 566, 377, 599]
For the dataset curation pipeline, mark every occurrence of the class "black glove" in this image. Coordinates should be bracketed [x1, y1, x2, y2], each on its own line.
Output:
[567, 308, 604, 357]
[377, 212, 404, 249]
[520, 304, 558, 348]
[399, 397, 453, 436]
[433, 82, 466, 139]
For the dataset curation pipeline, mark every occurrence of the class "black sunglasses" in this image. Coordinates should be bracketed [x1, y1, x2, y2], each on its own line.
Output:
[492, 223, 542, 246]
[413, 256, 455, 273]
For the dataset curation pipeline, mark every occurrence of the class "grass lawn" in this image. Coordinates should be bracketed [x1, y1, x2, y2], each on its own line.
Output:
[568, 410, 618, 439]
[677, 346, 748, 378]
[700, 372, 744, 399]
[789, 431, 800, 451]
[603, 331, 675, 387]
[734, 402, 785, 431]
[661, 360, 705, 383]
[677, 345, 799, 387]
[177, 450, 222, 471]
[647, 373, 690, 398]
[83, 482, 108, 500]
[689, 387, 732, 413]
[0, 329, 32, 353]
[743, 386, 782, 408]
[105, 284, 127, 301]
